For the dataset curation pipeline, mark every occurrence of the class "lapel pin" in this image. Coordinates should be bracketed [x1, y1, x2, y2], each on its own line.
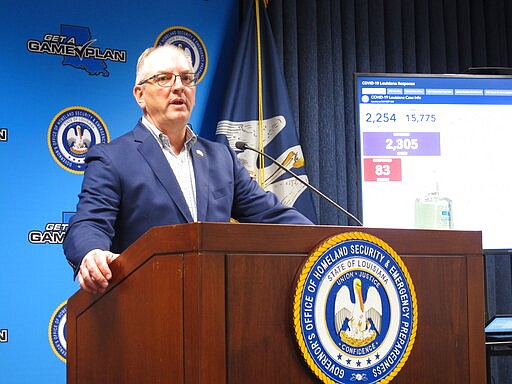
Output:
[196, 149, 204, 157]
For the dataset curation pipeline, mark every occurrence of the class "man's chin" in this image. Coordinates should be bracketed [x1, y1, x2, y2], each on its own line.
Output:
[165, 113, 190, 127]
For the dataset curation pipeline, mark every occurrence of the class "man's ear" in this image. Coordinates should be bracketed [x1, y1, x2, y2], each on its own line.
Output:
[133, 86, 145, 108]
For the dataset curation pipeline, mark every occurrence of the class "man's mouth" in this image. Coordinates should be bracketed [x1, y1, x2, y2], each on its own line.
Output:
[171, 99, 186, 106]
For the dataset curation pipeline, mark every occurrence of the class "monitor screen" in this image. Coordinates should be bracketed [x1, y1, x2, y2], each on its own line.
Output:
[355, 73, 512, 250]
[485, 315, 512, 334]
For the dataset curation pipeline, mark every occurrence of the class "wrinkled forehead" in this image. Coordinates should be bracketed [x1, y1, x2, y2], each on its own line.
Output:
[142, 47, 193, 76]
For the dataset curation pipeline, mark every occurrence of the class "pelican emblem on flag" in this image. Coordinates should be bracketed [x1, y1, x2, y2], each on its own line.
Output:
[217, 115, 309, 206]
[215, 0, 317, 223]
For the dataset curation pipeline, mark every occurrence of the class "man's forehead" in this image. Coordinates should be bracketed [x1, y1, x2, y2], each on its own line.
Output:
[146, 48, 192, 71]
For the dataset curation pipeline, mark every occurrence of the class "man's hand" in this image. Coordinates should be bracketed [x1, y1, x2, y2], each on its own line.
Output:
[78, 249, 120, 294]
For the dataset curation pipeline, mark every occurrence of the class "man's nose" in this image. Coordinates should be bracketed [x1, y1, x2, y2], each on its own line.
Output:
[172, 75, 185, 89]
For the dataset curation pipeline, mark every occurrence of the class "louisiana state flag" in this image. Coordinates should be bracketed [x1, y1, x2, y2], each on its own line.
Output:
[216, 0, 317, 223]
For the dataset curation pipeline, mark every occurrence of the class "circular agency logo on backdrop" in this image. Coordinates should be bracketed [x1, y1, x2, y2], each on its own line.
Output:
[293, 232, 418, 384]
[48, 301, 67, 362]
[48, 106, 109, 174]
[154, 26, 208, 84]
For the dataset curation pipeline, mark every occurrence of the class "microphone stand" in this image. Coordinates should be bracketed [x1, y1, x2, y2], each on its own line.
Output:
[235, 142, 363, 226]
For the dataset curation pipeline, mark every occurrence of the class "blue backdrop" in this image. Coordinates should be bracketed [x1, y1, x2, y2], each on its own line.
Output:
[0, 1, 237, 382]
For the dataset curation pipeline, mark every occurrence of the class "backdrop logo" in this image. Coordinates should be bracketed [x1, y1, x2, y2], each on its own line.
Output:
[0, 329, 8, 343]
[48, 106, 109, 174]
[48, 301, 67, 363]
[0, 128, 7, 142]
[155, 26, 208, 84]
[293, 232, 418, 384]
[28, 212, 74, 244]
[27, 24, 127, 76]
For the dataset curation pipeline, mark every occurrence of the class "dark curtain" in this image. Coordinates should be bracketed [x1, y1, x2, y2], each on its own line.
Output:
[246, 0, 512, 226]
[239, 0, 512, 381]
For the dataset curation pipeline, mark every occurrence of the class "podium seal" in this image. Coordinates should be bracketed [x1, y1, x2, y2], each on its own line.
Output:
[293, 232, 417, 384]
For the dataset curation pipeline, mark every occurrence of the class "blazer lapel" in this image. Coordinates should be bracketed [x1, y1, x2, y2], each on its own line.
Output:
[133, 122, 194, 222]
[191, 140, 209, 222]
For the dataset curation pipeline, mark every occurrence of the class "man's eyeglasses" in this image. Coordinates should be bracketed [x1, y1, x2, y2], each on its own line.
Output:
[138, 72, 197, 88]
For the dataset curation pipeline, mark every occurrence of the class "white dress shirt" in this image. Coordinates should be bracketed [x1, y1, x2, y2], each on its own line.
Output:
[142, 117, 198, 221]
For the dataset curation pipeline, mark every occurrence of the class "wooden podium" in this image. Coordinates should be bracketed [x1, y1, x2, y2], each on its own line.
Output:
[66, 223, 486, 383]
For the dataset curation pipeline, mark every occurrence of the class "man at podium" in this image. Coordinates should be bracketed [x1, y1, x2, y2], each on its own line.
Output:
[63, 45, 312, 295]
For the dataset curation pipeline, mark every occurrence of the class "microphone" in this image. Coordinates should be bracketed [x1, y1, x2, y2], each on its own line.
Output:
[235, 141, 363, 226]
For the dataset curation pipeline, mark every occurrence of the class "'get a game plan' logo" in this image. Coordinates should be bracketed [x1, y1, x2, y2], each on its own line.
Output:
[0, 329, 8, 343]
[27, 24, 126, 76]
[293, 232, 418, 384]
[28, 212, 74, 244]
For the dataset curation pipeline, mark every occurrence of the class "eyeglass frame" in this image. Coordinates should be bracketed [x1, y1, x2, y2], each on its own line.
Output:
[137, 72, 197, 88]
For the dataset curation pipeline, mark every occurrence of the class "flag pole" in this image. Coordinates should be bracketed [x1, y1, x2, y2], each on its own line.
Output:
[255, 0, 265, 186]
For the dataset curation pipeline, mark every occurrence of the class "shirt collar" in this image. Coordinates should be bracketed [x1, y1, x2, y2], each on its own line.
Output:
[141, 116, 197, 151]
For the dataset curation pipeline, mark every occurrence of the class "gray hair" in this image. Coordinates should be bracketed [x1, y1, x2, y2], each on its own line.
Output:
[134, 45, 193, 85]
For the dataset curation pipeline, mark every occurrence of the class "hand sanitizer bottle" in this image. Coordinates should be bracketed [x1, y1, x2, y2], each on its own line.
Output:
[414, 181, 453, 229]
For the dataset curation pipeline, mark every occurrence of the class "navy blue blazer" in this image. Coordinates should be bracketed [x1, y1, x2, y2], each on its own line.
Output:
[64, 121, 312, 273]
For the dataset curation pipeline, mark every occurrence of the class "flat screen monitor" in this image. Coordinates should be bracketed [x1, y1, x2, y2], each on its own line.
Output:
[485, 314, 512, 342]
[355, 73, 512, 250]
